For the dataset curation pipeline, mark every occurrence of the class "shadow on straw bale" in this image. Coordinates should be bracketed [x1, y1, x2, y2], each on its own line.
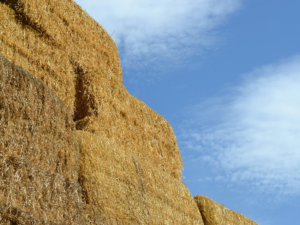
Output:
[194, 195, 258, 225]
[0, 217, 16, 225]
[78, 130, 203, 225]
[0, 53, 84, 224]
[0, 0, 183, 179]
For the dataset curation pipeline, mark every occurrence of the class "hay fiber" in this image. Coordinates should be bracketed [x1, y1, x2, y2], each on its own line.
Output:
[0, 0, 182, 180]
[0, 53, 84, 224]
[194, 195, 258, 225]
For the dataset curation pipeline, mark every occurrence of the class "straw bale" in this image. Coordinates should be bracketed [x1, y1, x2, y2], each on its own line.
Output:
[0, 53, 84, 224]
[0, 0, 182, 179]
[78, 130, 203, 225]
[75, 93, 182, 179]
[194, 195, 258, 225]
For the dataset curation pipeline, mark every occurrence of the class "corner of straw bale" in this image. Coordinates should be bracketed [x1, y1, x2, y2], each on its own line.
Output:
[194, 195, 258, 225]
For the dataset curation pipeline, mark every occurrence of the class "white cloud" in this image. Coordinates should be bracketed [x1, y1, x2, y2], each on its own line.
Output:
[74, 0, 241, 70]
[180, 55, 300, 196]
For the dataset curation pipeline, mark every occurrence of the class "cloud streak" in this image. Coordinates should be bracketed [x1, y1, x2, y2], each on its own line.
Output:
[74, 0, 241, 71]
[180, 55, 300, 196]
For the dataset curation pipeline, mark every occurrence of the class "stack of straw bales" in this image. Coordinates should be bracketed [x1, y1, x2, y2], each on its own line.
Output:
[194, 195, 258, 225]
[0, 0, 200, 223]
[0, 53, 84, 224]
[78, 131, 203, 224]
[0, 0, 182, 180]
[0, 0, 259, 224]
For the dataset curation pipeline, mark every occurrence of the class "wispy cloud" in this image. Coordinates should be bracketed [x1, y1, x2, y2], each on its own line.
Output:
[180, 55, 300, 196]
[74, 0, 241, 71]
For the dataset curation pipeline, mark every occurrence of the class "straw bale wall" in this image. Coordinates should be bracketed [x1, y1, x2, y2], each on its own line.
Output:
[0, 53, 84, 224]
[78, 130, 203, 225]
[0, 0, 259, 224]
[194, 195, 258, 225]
[0, 0, 182, 179]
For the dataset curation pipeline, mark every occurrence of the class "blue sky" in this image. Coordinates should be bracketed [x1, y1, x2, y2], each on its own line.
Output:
[74, 0, 300, 224]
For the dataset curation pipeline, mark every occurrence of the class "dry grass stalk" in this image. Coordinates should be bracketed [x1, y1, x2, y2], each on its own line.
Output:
[194, 195, 258, 225]
[78, 131, 203, 225]
[0, 53, 84, 224]
[0, 0, 182, 179]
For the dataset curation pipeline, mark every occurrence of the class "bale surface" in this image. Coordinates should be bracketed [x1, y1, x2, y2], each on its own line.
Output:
[78, 130, 203, 225]
[0, 53, 84, 224]
[0, 0, 182, 179]
[194, 195, 258, 225]
[76, 96, 182, 179]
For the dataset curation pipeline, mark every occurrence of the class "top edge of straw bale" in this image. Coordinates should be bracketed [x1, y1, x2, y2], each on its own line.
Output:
[194, 195, 258, 225]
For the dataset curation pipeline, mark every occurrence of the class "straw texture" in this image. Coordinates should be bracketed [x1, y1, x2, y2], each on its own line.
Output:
[0, 53, 84, 224]
[78, 130, 203, 225]
[0, 0, 182, 179]
[194, 195, 258, 225]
